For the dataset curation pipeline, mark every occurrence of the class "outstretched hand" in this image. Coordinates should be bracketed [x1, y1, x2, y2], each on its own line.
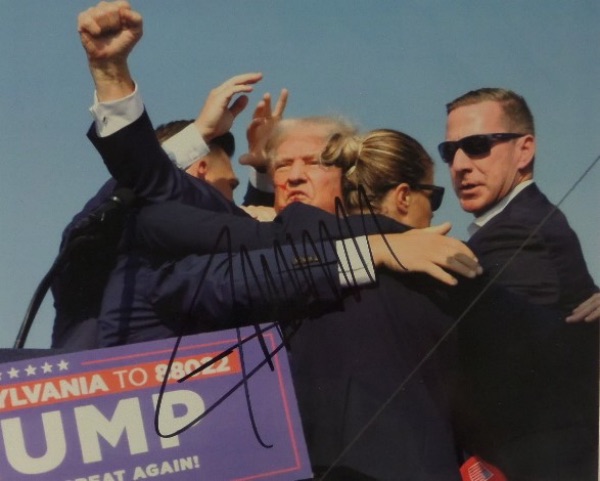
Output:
[369, 222, 483, 286]
[239, 89, 289, 172]
[194, 73, 264, 142]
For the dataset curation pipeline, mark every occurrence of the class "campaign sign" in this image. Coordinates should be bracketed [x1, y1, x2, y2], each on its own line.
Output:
[0, 324, 312, 481]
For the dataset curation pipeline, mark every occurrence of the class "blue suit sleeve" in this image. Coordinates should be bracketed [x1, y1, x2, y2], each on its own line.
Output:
[87, 110, 239, 214]
[147, 242, 344, 328]
[136, 202, 285, 255]
[87, 110, 185, 201]
[136, 201, 409, 257]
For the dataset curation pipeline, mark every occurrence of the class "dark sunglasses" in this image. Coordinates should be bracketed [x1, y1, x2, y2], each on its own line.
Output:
[412, 184, 445, 211]
[437, 133, 526, 164]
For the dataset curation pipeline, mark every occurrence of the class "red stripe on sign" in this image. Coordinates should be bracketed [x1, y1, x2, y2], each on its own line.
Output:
[0, 350, 240, 412]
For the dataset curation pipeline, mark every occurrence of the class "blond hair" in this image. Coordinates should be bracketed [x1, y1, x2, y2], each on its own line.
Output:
[321, 129, 434, 212]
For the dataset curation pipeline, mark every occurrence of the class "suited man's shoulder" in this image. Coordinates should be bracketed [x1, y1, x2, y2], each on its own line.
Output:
[480, 183, 567, 232]
[505, 183, 552, 216]
[515, 185, 578, 241]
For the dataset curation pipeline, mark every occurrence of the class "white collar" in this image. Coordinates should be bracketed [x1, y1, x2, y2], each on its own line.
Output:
[468, 180, 535, 237]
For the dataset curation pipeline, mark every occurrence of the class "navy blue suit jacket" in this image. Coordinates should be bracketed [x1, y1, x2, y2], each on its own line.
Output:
[52, 110, 246, 349]
[86, 110, 458, 474]
[133, 201, 461, 479]
[467, 183, 597, 312]
[98, 241, 345, 346]
[456, 183, 598, 480]
[51, 180, 116, 348]
[99, 199, 403, 346]
[88, 112, 251, 346]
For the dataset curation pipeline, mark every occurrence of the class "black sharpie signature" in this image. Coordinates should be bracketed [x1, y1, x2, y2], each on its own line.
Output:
[153, 194, 405, 441]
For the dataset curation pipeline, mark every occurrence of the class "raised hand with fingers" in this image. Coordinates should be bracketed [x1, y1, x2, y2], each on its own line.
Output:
[194, 73, 264, 142]
[239, 89, 289, 172]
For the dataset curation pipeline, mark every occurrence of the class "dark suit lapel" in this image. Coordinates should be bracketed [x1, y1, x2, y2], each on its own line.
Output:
[469, 183, 542, 246]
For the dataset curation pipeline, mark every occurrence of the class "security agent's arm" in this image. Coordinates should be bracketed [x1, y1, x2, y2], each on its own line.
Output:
[136, 201, 481, 287]
[147, 237, 373, 328]
[368, 225, 482, 286]
[147, 228, 481, 332]
[470, 221, 577, 309]
[136, 201, 287, 255]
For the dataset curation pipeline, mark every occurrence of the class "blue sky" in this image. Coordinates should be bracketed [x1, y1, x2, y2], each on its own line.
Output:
[1, 1, 598, 348]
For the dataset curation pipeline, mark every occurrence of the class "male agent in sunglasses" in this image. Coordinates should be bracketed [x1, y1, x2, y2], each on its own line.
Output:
[440, 88, 599, 480]
[440, 88, 598, 317]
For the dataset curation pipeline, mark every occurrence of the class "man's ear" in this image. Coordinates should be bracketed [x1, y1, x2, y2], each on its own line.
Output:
[187, 159, 208, 180]
[517, 134, 536, 171]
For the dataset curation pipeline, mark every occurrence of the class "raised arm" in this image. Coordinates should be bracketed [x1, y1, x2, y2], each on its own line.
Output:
[78, 0, 141, 101]
[79, 2, 261, 210]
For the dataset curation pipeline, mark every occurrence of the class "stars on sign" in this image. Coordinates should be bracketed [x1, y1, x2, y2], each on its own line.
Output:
[0, 359, 71, 382]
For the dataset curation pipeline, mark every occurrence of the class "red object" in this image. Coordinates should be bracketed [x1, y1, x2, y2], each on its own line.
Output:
[460, 456, 508, 481]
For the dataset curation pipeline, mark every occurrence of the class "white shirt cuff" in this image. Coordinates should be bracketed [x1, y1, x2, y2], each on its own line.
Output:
[162, 124, 210, 170]
[249, 168, 275, 193]
[89, 83, 144, 137]
[335, 235, 376, 287]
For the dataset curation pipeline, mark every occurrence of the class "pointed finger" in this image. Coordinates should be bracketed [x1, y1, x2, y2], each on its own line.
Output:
[272, 88, 289, 118]
[262, 93, 273, 117]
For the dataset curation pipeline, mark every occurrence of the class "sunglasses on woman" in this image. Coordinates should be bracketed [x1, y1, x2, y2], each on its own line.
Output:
[412, 184, 445, 211]
[437, 133, 526, 164]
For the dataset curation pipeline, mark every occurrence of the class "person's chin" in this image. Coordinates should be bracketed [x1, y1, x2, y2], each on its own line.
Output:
[460, 198, 483, 215]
